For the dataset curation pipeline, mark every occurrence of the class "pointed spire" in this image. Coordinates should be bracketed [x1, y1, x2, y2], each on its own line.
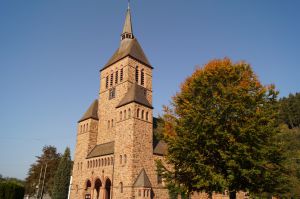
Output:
[121, 2, 134, 40]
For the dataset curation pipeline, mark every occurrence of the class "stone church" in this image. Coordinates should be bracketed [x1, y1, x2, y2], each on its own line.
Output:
[70, 5, 169, 199]
[70, 5, 248, 199]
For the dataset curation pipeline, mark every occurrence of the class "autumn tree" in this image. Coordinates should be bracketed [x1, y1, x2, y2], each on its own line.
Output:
[25, 145, 61, 197]
[52, 147, 72, 199]
[157, 58, 288, 198]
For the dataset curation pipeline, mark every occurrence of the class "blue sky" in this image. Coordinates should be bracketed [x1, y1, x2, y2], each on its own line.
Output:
[0, 0, 299, 180]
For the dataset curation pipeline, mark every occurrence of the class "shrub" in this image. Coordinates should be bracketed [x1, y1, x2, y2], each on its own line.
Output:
[0, 182, 25, 199]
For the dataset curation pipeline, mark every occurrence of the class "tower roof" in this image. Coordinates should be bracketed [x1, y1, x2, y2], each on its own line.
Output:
[133, 168, 152, 188]
[101, 5, 152, 71]
[116, 83, 153, 109]
[78, 99, 98, 122]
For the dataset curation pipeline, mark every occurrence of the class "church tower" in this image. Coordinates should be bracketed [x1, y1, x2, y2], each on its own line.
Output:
[97, 4, 154, 198]
[70, 4, 170, 199]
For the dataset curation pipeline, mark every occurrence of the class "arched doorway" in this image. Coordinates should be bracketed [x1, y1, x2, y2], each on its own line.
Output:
[85, 180, 92, 199]
[94, 179, 102, 199]
[104, 178, 111, 199]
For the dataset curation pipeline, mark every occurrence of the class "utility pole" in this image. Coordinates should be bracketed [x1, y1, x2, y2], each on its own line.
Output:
[67, 176, 72, 199]
[40, 163, 48, 199]
[36, 165, 44, 199]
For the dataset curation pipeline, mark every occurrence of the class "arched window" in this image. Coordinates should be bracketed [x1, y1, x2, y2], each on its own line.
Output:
[120, 68, 123, 82]
[115, 70, 119, 84]
[105, 158, 107, 166]
[120, 111, 122, 121]
[80, 125, 82, 133]
[77, 163, 79, 170]
[93, 160, 95, 168]
[87, 123, 89, 131]
[128, 108, 131, 118]
[124, 110, 126, 120]
[124, 154, 127, 164]
[108, 120, 110, 128]
[137, 108, 140, 118]
[81, 162, 83, 170]
[120, 155, 122, 164]
[106, 76, 109, 88]
[141, 110, 144, 119]
[111, 119, 114, 127]
[101, 159, 103, 166]
[146, 112, 149, 121]
[141, 69, 145, 86]
[110, 73, 113, 87]
[111, 157, 114, 165]
[138, 190, 141, 196]
[120, 182, 123, 193]
[135, 66, 139, 83]
[96, 159, 98, 167]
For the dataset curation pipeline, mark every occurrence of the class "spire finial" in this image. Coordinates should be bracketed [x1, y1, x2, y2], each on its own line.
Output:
[128, 0, 130, 10]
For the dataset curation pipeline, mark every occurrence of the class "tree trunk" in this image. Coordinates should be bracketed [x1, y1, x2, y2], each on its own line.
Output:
[208, 192, 213, 199]
[229, 191, 236, 199]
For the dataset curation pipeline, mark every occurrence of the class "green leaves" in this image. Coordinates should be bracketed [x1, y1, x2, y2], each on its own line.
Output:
[279, 93, 300, 128]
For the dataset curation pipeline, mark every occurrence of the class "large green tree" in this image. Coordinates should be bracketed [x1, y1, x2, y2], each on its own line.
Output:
[157, 58, 288, 198]
[25, 145, 61, 197]
[52, 147, 72, 199]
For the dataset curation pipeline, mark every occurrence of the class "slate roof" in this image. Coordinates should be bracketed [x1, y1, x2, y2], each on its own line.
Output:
[86, 142, 114, 159]
[122, 7, 133, 35]
[116, 83, 153, 109]
[102, 38, 151, 70]
[78, 100, 98, 123]
[133, 168, 152, 188]
[153, 140, 167, 156]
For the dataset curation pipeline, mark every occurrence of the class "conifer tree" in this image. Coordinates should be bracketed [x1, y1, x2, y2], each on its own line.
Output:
[157, 58, 288, 198]
[52, 147, 72, 199]
[279, 92, 300, 128]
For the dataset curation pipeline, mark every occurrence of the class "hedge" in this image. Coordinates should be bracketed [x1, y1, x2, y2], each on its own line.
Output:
[0, 182, 25, 199]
